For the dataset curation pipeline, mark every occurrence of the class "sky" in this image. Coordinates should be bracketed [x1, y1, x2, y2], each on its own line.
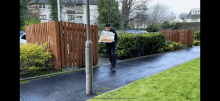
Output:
[150, 0, 200, 16]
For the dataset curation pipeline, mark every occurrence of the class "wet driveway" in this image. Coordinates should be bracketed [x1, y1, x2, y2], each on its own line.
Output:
[20, 46, 200, 101]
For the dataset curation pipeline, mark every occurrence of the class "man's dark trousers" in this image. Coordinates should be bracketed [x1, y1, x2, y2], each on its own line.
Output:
[105, 44, 116, 69]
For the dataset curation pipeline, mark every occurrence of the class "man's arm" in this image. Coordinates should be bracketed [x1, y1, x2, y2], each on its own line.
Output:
[111, 29, 118, 43]
[115, 31, 118, 43]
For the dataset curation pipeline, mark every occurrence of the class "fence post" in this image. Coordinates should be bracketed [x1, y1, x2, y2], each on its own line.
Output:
[95, 25, 99, 65]
[186, 30, 189, 47]
[54, 21, 61, 69]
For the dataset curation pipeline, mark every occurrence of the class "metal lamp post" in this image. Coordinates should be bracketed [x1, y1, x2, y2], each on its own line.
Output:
[85, 0, 93, 95]
[58, 0, 92, 95]
[57, 0, 60, 21]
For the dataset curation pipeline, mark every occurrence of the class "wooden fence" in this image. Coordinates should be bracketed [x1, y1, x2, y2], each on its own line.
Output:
[159, 29, 194, 47]
[25, 21, 99, 70]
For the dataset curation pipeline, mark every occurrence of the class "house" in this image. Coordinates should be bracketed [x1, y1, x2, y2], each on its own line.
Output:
[186, 8, 200, 22]
[28, 0, 99, 25]
[170, 16, 183, 23]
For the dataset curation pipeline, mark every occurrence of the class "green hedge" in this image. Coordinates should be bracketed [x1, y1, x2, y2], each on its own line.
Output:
[163, 41, 183, 52]
[98, 33, 187, 60]
[193, 40, 200, 46]
[98, 32, 166, 60]
[194, 30, 200, 40]
[20, 41, 53, 73]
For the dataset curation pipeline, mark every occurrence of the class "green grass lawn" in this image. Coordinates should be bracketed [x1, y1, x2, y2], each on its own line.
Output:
[89, 57, 200, 101]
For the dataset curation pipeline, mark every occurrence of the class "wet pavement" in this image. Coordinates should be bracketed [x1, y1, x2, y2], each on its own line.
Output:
[20, 46, 200, 101]
[97, 56, 123, 66]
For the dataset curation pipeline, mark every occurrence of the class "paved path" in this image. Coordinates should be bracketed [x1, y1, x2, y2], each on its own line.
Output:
[20, 46, 200, 101]
[97, 56, 123, 66]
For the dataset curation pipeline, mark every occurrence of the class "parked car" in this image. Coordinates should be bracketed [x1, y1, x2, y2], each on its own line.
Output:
[20, 33, 26, 44]
[123, 30, 148, 33]
[20, 30, 25, 36]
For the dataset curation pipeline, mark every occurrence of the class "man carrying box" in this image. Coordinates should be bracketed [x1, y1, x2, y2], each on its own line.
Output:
[102, 24, 118, 72]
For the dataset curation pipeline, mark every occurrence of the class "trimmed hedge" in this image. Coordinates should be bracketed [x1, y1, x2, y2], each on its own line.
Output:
[194, 30, 200, 40]
[98, 33, 187, 60]
[98, 32, 166, 60]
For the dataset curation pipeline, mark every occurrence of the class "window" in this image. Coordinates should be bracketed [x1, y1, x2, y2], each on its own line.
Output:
[76, 16, 83, 23]
[93, 16, 96, 20]
[90, 16, 96, 20]
[192, 18, 198, 22]
[68, 15, 75, 21]
[76, 4, 82, 7]
[39, 15, 47, 20]
[198, 10, 200, 14]
[195, 19, 198, 22]
[39, 4, 46, 9]
[75, 10, 83, 14]
[67, 10, 75, 14]
[75, 6, 83, 14]
[76, 16, 82, 18]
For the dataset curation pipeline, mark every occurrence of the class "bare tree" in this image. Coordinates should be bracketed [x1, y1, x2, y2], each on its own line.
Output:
[178, 13, 188, 22]
[117, 0, 151, 29]
[131, 12, 148, 29]
[146, 3, 175, 26]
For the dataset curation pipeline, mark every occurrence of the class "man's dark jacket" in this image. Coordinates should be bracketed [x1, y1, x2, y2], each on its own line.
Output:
[105, 29, 118, 46]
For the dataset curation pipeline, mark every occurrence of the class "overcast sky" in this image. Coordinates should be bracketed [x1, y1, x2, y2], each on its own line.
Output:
[150, 0, 200, 16]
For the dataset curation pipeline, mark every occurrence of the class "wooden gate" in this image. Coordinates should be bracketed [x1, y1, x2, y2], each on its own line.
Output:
[159, 29, 194, 47]
[25, 21, 99, 70]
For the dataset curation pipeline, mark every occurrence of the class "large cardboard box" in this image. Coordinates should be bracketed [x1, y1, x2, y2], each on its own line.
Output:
[98, 31, 115, 43]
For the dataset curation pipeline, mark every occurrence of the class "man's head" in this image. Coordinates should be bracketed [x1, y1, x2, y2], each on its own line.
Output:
[105, 24, 111, 31]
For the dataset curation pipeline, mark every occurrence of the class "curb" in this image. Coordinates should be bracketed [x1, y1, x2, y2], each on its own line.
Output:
[86, 81, 135, 101]
[98, 47, 191, 66]
[20, 65, 100, 81]
[114, 47, 190, 63]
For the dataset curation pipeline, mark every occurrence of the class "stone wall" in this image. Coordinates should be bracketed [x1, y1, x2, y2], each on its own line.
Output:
[179, 22, 200, 32]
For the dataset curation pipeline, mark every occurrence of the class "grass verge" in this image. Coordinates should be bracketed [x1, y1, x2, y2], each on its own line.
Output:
[89, 57, 200, 101]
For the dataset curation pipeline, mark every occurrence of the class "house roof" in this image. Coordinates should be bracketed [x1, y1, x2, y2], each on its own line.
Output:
[29, 0, 99, 5]
[187, 9, 200, 19]
[172, 17, 183, 22]
[187, 14, 200, 19]
[29, 0, 48, 4]
[187, 11, 200, 19]
[170, 17, 183, 23]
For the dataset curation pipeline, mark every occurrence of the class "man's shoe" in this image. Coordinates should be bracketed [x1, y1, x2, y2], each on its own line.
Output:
[112, 68, 116, 72]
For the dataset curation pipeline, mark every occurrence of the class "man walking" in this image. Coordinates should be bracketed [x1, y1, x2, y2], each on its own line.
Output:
[104, 24, 118, 72]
